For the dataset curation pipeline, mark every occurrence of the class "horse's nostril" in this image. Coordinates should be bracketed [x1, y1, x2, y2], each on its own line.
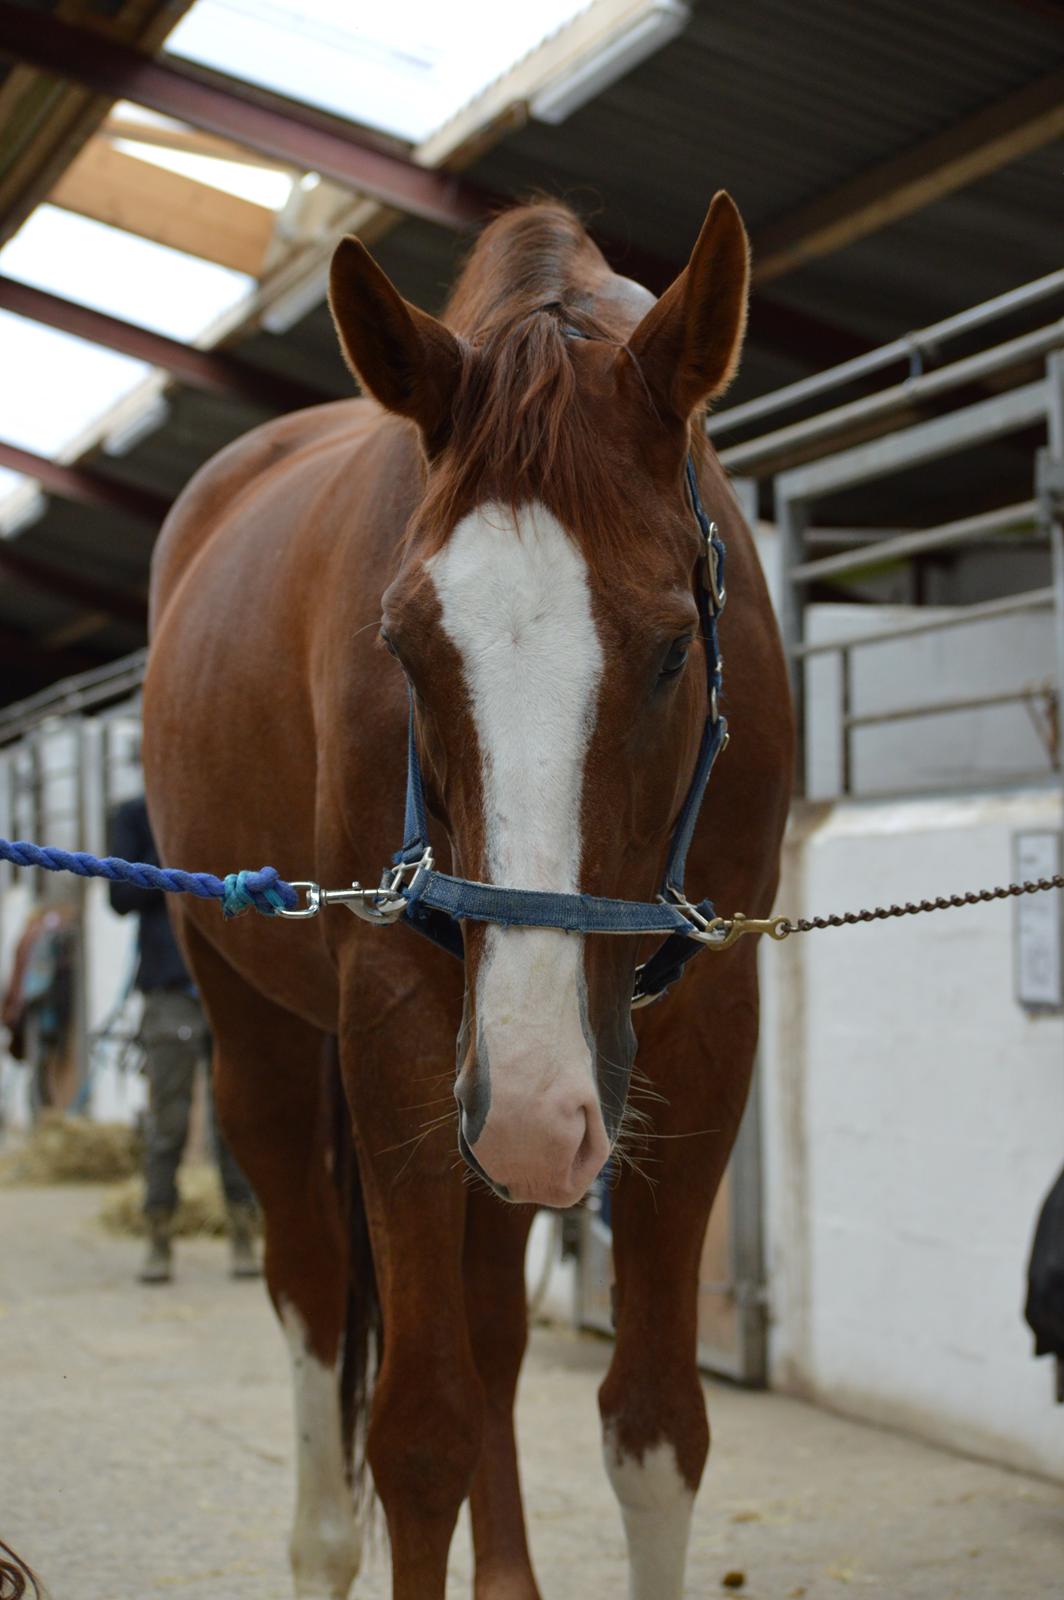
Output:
[454, 1067, 490, 1143]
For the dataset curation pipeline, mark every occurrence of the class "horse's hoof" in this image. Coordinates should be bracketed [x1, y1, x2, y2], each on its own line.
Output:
[290, 1515, 361, 1600]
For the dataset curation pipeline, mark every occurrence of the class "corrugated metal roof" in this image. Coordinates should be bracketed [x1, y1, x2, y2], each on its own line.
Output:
[468, 0, 1064, 250]
[768, 140, 1064, 346]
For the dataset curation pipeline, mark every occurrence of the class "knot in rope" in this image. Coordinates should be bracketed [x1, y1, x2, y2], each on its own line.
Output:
[221, 867, 295, 919]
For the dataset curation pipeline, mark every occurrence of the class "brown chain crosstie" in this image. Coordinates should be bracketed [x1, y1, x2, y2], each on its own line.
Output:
[708, 873, 1064, 948]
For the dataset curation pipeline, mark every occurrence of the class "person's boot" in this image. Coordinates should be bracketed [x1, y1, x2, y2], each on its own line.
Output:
[139, 1208, 174, 1284]
[226, 1202, 261, 1279]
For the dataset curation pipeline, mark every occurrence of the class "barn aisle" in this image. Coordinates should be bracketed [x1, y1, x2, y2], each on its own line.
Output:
[0, 1184, 1060, 1599]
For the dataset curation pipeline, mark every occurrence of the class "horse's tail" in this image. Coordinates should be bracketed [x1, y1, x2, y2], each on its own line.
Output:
[325, 1035, 381, 1508]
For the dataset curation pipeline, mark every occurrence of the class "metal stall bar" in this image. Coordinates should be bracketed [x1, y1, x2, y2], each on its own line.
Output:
[791, 501, 1039, 586]
[725, 331, 1057, 480]
[844, 684, 1056, 728]
[0, 651, 148, 748]
[778, 382, 1047, 504]
[710, 267, 1064, 443]
[792, 587, 1057, 658]
[846, 684, 1058, 781]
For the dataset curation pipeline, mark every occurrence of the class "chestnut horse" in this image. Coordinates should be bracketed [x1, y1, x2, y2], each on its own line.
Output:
[143, 192, 792, 1598]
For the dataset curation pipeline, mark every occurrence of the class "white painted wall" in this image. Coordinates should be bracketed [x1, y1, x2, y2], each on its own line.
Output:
[761, 785, 1064, 1481]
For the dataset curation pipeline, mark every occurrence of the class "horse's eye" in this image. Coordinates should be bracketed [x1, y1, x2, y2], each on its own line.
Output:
[660, 636, 692, 678]
[379, 629, 399, 658]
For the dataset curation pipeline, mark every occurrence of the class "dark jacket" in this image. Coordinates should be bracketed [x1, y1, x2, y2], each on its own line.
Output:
[107, 797, 190, 993]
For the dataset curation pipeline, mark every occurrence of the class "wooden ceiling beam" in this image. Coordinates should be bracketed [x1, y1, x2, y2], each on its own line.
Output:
[52, 137, 277, 276]
[0, 276, 329, 411]
[753, 67, 1064, 284]
[0, 0, 194, 250]
[0, 438, 169, 525]
[101, 113, 287, 168]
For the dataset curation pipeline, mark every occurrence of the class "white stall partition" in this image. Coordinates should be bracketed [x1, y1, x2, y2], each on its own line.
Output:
[761, 785, 1064, 1480]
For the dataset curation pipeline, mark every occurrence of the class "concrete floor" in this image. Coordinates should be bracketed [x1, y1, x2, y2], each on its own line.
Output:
[0, 1184, 1061, 1599]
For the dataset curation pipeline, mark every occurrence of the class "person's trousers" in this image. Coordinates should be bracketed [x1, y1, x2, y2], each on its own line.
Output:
[138, 988, 255, 1214]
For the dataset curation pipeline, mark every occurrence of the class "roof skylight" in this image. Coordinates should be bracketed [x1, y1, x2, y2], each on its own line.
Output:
[0, 208, 254, 523]
[166, 0, 593, 143]
[2, 207, 253, 339]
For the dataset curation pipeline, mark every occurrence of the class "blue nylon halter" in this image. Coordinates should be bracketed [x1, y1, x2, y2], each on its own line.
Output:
[390, 454, 728, 1006]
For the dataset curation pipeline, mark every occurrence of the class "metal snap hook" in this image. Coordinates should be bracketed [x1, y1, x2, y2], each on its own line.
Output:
[274, 881, 324, 919]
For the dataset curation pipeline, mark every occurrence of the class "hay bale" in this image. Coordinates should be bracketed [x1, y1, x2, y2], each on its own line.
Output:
[98, 1163, 231, 1238]
[0, 1111, 140, 1186]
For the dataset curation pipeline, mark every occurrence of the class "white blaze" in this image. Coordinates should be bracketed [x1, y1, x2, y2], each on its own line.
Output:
[281, 1304, 361, 1600]
[427, 502, 602, 1073]
[603, 1431, 696, 1600]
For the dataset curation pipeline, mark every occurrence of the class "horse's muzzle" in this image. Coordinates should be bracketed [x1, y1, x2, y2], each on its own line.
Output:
[455, 1065, 610, 1209]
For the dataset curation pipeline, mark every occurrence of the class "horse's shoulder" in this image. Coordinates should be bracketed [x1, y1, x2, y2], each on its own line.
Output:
[148, 399, 376, 630]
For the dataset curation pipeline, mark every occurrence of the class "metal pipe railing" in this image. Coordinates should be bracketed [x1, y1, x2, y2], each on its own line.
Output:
[793, 586, 1057, 660]
[0, 648, 146, 746]
[791, 500, 1039, 585]
[709, 266, 1064, 442]
[844, 682, 1056, 731]
[721, 318, 1064, 478]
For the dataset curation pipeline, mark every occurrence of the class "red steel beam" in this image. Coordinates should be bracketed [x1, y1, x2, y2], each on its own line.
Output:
[0, 1, 491, 230]
[0, 275, 329, 410]
[0, 625, 106, 676]
[0, 542, 147, 625]
[0, 438, 171, 524]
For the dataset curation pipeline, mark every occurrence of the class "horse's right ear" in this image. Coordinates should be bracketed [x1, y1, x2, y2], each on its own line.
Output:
[328, 236, 463, 448]
[626, 191, 749, 423]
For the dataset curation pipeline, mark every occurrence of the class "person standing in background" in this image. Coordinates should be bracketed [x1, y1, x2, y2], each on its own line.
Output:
[108, 795, 260, 1284]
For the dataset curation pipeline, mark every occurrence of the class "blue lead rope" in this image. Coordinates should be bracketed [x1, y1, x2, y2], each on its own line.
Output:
[0, 838, 297, 920]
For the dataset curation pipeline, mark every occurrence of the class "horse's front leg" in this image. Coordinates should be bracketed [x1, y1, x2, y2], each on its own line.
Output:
[340, 951, 483, 1600]
[599, 952, 760, 1599]
[180, 922, 360, 1600]
[464, 1188, 541, 1600]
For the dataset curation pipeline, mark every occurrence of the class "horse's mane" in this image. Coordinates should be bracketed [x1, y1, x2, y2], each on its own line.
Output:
[412, 201, 690, 555]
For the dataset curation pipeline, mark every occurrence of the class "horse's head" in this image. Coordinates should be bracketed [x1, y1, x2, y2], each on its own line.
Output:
[329, 195, 749, 1207]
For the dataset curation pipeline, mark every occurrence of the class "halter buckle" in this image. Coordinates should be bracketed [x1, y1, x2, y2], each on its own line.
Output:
[704, 526, 726, 612]
[630, 967, 664, 1010]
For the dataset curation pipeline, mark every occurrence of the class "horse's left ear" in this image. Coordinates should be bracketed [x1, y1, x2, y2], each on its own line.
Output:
[329, 235, 463, 447]
[627, 191, 750, 421]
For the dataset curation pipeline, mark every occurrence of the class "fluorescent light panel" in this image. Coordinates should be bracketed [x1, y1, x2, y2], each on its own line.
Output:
[532, 0, 688, 124]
